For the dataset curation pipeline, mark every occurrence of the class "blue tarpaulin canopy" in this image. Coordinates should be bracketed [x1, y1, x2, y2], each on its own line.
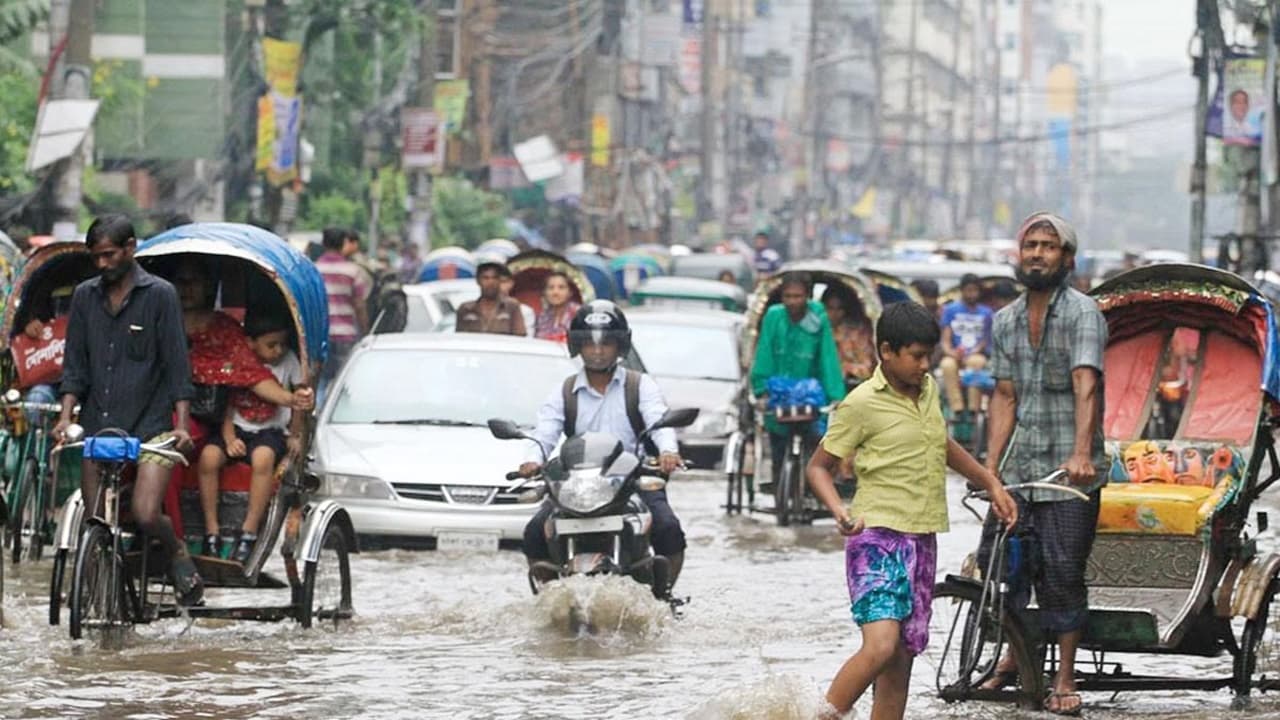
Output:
[139, 223, 329, 366]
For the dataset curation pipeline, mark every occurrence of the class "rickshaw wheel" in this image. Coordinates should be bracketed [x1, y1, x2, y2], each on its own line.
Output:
[774, 454, 794, 527]
[10, 458, 43, 564]
[1235, 576, 1280, 700]
[69, 523, 129, 641]
[925, 578, 1043, 709]
[299, 523, 352, 629]
[48, 547, 67, 625]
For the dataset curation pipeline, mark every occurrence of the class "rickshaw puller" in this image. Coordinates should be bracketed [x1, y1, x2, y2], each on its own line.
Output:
[979, 212, 1107, 717]
[54, 214, 204, 607]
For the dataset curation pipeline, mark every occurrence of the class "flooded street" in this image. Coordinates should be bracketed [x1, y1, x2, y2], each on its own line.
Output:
[2, 475, 1280, 719]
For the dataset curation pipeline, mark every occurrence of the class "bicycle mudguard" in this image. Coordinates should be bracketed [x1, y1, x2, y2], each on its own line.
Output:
[83, 437, 141, 463]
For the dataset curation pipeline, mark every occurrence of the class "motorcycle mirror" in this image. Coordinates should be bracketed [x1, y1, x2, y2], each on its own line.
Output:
[487, 418, 526, 441]
[650, 408, 699, 431]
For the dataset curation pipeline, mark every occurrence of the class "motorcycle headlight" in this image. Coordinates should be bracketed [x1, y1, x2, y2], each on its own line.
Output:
[688, 411, 732, 437]
[556, 469, 622, 514]
[322, 473, 395, 500]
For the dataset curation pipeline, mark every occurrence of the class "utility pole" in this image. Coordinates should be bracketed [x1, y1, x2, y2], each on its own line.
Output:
[365, 31, 384, 248]
[941, 0, 966, 236]
[800, 0, 821, 260]
[1190, 0, 1214, 264]
[894, 0, 920, 237]
[408, 11, 436, 252]
[48, 0, 94, 239]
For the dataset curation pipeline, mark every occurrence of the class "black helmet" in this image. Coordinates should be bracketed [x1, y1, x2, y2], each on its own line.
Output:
[567, 300, 632, 358]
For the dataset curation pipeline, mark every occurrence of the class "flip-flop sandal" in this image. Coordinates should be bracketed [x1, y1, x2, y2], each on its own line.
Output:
[1044, 690, 1083, 716]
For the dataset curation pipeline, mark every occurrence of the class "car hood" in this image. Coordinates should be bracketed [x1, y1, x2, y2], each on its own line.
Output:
[651, 375, 739, 416]
[315, 424, 531, 487]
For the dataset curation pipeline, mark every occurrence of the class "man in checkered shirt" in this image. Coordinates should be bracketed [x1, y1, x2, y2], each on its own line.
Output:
[978, 211, 1107, 716]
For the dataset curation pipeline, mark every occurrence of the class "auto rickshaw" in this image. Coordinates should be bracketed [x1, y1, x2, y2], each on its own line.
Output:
[630, 276, 747, 313]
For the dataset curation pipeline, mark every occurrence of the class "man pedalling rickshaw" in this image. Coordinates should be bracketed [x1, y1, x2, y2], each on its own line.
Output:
[48, 223, 356, 638]
[0, 241, 95, 566]
[925, 264, 1280, 708]
[728, 260, 882, 525]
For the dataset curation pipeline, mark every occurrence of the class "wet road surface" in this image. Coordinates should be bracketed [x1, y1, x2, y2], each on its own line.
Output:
[2, 475, 1280, 719]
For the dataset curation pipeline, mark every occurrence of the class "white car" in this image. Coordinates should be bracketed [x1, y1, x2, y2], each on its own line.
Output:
[399, 279, 480, 332]
[311, 333, 576, 550]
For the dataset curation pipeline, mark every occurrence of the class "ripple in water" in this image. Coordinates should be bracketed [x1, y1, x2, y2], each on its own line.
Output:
[687, 673, 849, 720]
[530, 574, 672, 642]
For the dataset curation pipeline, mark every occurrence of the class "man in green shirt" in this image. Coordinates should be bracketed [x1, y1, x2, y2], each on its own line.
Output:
[750, 272, 847, 486]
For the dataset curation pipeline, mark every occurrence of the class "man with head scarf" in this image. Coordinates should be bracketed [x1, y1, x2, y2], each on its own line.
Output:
[978, 212, 1108, 716]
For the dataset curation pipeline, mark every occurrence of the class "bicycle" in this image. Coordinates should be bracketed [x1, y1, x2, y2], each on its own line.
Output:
[53, 426, 188, 642]
[761, 399, 836, 527]
[925, 470, 1089, 708]
[3, 390, 76, 564]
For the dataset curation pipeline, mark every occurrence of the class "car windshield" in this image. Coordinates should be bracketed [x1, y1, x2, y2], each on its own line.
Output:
[329, 348, 575, 426]
[630, 321, 739, 381]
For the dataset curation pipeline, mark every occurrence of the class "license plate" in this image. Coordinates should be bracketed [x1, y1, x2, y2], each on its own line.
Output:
[436, 531, 499, 552]
[555, 515, 625, 535]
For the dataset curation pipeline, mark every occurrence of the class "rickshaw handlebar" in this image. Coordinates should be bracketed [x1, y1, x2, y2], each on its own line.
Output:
[4, 401, 74, 414]
[53, 437, 190, 467]
[965, 470, 1090, 503]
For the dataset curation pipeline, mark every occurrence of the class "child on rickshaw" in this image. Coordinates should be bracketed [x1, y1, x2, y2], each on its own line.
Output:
[196, 312, 304, 563]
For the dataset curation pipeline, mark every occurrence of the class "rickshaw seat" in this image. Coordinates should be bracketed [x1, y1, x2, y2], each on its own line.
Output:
[1097, 440, 1246, 537]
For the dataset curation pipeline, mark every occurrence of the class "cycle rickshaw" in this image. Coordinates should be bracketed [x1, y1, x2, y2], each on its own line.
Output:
[927, 264, 1280, 708]
[726, 260, 881, 525]
[49, 222, 356, 637]
[507, 249, 596, 313]
[0, 241, 95, 566]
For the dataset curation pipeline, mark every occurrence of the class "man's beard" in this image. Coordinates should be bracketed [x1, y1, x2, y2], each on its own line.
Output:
[101, 259, 133, 285]
[1016, 263, 1069, 291]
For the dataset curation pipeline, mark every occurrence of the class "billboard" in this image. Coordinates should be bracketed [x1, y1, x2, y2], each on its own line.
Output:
[1223, 58, 1265, 147]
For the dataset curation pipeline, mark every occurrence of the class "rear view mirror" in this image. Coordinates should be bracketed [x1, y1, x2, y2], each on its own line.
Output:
[651, 408, 699, 432]
[488, 418, 527, 441]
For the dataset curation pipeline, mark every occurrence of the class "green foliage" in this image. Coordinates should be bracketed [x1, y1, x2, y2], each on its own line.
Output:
[0, 0, 48, 46]
[0, 70, 36, 195]
[299, 191, 363, 231]
[431, 176, 509, 250]
[91, 59, 146, 119]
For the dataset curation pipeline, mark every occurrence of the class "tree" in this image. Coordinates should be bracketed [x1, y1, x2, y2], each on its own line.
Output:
[430, 176, 509, 249]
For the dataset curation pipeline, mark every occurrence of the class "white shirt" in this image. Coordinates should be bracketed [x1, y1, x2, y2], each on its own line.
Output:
[233, 350, 302, 432]
[520, 304, 536, 338]
[526, 365, 679, 463]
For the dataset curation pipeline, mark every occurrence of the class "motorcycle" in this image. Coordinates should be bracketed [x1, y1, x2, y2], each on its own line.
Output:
[487, 408, 698, 601]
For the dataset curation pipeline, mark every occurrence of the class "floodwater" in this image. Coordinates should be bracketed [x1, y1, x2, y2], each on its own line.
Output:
[2, 475, 1280, 719]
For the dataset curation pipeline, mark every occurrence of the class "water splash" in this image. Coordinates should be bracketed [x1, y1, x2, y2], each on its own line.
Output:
[531, 574, 672, 641]
[687, 673, 850, 720]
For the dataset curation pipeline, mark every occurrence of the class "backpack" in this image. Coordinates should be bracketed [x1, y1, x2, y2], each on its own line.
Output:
[562, 369, 646, 441]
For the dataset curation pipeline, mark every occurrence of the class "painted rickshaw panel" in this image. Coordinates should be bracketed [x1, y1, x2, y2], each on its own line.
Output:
[139, 223, 329, 369]
[507, 249, 596, 314]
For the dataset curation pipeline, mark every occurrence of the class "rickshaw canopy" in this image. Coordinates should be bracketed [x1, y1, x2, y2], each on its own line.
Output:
[0, 240, 93, 350]
[418, 246, 476, 281]
[139, 222, 329, 367]
[507, 249, 595, 313]
[475, 238, 521, 260]
[610, 253, 665, 299]
[568, 252, 618, 300]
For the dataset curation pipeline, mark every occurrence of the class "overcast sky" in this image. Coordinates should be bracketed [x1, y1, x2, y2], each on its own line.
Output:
[1103, 0, 1196, 67]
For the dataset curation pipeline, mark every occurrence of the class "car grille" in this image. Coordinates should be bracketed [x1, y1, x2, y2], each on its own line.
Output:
[390, 483, 524, 506]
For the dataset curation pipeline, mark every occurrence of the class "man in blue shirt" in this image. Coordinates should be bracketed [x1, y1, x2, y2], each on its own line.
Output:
[938, 273, 994, 419]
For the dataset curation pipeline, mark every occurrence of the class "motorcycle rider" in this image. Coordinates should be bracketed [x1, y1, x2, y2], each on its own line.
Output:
[519, 300, 688, 589]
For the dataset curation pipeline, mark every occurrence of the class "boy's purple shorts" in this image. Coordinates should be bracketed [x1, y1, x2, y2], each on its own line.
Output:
[845, 528, 938, 655]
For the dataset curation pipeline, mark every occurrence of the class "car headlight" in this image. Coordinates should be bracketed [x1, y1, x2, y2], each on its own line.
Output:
[556, 470, 622, 514]
[322, 473, 395, 500]
[687, 411, 732, 437]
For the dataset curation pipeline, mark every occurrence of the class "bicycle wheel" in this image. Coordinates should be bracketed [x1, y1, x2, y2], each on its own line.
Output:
[923, 577, 1043, 709]
[299, 522, 353, 629]
[48, 547, 67, 626]
[775, 453, 793, 527]
[69, 523, 128, 641]
[789, 447, 809, 525]
[10, 458, 43, 564]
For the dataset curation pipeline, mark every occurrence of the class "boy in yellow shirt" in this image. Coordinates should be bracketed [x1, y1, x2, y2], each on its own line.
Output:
[807, 301, 1017, 719]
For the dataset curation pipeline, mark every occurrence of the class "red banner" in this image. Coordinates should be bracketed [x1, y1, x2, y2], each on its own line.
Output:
[10, 315, 68, 389]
